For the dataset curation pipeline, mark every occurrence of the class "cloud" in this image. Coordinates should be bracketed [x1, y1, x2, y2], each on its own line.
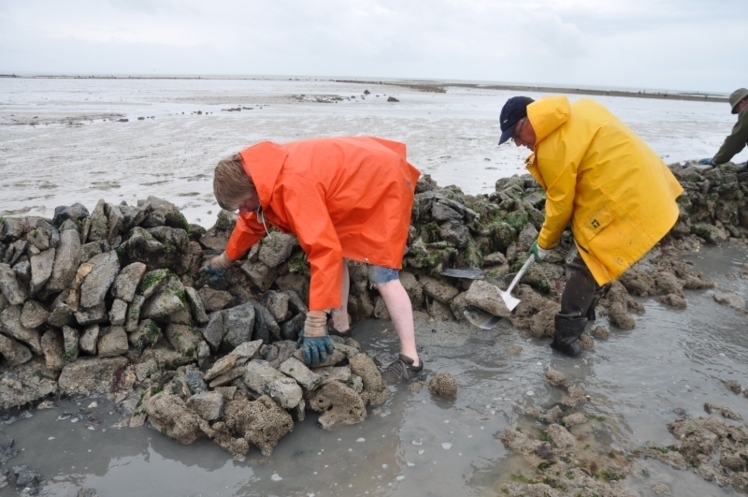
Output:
[0, 0, 744, 92]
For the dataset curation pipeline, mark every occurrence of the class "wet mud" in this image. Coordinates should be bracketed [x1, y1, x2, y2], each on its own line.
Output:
[1, 245, 746, 496]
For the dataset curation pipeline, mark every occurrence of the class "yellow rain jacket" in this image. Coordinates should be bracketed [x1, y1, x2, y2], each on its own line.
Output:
[525, 96, 683, 285]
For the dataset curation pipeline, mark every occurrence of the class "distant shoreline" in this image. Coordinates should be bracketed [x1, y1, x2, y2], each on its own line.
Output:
[0, 73, 729, 104]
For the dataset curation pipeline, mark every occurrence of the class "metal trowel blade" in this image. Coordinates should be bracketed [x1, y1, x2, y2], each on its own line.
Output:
[463, 305, 501, 330]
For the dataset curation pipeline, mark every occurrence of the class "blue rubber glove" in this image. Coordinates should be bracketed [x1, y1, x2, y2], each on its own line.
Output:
[698, 158, 715, 166]
[529, 240, 551, 262]
[296, 329, 334, 367]
[200, 265, 225, 278]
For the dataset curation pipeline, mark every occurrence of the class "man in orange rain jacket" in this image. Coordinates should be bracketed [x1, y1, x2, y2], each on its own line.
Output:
[206, 136, 423, 379]
[498, 95, 683, 357]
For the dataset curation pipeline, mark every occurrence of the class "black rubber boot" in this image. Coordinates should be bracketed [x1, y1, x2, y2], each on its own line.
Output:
[550, 316, 587, 357]
[585, 283, 611, 322]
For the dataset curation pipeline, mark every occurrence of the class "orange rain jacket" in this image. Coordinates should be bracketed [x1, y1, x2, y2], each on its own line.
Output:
[225, 136, 420, 311]
[525, 96, 683, 285]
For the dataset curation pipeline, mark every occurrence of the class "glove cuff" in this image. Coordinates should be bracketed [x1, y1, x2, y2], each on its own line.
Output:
[304, 312, 328, 337]
[212, 252, 233, 269]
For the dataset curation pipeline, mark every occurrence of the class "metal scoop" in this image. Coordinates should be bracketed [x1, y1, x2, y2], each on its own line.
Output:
[463, 255, 535, 329]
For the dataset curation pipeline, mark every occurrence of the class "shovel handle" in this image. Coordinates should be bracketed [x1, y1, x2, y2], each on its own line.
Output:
[506, 255, 535, 295]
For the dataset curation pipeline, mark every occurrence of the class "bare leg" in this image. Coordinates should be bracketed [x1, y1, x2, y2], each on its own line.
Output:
[375, 279, 419, 366]
[330, 260, 350, 332]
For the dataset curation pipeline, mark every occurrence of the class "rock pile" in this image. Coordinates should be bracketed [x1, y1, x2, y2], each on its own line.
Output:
[0, 196, 389, 457]
[0, 160, 745, 456]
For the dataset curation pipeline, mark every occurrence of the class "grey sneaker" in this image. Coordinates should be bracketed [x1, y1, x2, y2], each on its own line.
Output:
[383, 354, 424, 383]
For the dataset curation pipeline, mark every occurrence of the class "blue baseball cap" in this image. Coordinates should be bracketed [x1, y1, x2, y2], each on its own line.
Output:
[498, 96, 535, 145]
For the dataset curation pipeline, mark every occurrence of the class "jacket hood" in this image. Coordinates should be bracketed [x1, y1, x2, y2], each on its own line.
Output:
[527, 96, 571, 144]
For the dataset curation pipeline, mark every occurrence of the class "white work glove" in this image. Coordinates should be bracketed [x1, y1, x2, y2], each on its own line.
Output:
[529, 240, 551, 262]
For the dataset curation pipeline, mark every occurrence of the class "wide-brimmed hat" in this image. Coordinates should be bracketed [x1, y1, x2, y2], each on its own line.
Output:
[729, 88, 748, 114]
[498, 96, 535, 145]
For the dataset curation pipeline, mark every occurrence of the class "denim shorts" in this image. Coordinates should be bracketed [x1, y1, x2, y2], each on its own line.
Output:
[367, 265, 399, 286]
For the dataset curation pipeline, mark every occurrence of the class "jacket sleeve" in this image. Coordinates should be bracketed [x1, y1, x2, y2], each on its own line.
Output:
[713, 110, 748, 165]
[281, 179, 343, 311]
[225, 213, 266, 261]
[536, 141, 585, 250]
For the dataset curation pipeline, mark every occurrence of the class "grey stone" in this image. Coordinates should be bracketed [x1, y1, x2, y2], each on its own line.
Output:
[40, 329, 65, 370]
[80, 251, 120, 309]
[420, 275, 460, 304]
[0, 263, 27, 305]
[5, 240, 27, 266]
[252, 302, 281, 343]
[97, 326, 129, 357]
[280, 313, 305, 341]
[187, 391, 225, 421]
[26, 220, 58, 251]
[138, 268, 171, 299]
[714, 291, 746, 310]
[231, 339, 264, 360]
[196, 286, 232, 312]
[125, 294, 144, 332]
[208, 366, 246, 388]
[281, 289, 308, 314]
[13, 260, 30, 287]
[258, 233, 295, 268]
[185, 369, 207, 393]
[62, 325, 80, 361]
[79, 325, 99, 355]
[316, 366, 352, 386]
[29, 248, 55, 295]
[141, 277, 186, 319]
[279, 357, 321, 390]
[464, 280, 513, 318]
[0, 358, 58, 409]
[262, 290, 290, 322]
[223, 303, 256, 349]
[134, 358, 158, 382]
[109, 298, 128, 326]
[240, 261, 278, 292]
[1, 216, 25, 241]
[74, 303, 108, 325]
[87, 200, 109, 242]
[0, 333, 32, 366]
[139, 196, 187, 229]
[184, 286, 208, 325]
[201, 310, 226, 350]
[106, 203, 125, 243]
[165, 322, 202, 356]
[58, 357, 129, 396]
[111, 262, 147, 302]
[21, 300, 49, 329]
[52, 202, 89, 227]
[80, 241, 103, 262]
[47, 300, 73, 327]
[122, 228, 175, 270]
[243, 360, 303, 409]
[0, 305, 42, 354]
[46, 228, 81, 293]
[128, 319, 162, 351]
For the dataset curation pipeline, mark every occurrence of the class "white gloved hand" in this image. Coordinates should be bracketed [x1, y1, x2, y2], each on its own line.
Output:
[210, 252, 233, 269]
[529, 241, 551, 262]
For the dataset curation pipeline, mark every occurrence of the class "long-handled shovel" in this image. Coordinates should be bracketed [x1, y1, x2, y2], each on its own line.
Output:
[463, 255, 535, 329]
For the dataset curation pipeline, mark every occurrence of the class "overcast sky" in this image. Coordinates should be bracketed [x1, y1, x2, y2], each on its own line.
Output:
[0, 0, 744, 93]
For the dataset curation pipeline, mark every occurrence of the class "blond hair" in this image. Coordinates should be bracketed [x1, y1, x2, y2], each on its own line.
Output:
[213, 153, 254, 211]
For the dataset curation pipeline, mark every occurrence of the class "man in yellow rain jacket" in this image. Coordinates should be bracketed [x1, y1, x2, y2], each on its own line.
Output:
[204, 136, 424, 380]
[498, 95, 683, 356]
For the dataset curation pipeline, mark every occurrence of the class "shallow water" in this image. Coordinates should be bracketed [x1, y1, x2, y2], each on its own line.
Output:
[1, 77, 746, 226]
[1, 244, 746, 497]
